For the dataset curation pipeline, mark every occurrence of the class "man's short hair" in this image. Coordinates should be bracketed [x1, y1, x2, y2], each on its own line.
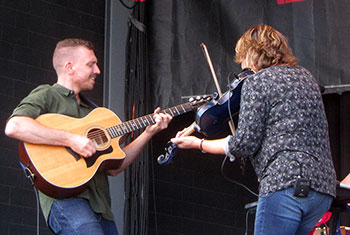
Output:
[52, 38, 95, 72]
[55, 38, 95, 51]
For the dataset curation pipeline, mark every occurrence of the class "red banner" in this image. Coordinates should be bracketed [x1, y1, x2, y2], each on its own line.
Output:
[277, 0, 305, 4]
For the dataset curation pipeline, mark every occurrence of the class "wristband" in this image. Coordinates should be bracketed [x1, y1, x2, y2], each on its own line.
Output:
[200, 138, 206, 153]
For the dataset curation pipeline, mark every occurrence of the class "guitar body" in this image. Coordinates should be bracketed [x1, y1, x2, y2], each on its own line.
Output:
[19, 107, 125, 199]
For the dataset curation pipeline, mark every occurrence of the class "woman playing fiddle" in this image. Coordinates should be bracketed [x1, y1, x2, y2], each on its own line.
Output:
[171, 24, 336, 235]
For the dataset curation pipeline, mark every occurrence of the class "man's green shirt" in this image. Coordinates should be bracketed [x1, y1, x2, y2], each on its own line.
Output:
[11, 83, 114, 222]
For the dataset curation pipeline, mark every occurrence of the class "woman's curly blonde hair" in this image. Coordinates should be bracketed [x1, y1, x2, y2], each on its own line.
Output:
[235, 24, 298, 71]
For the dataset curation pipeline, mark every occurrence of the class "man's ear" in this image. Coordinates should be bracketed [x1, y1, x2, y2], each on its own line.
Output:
[64, 62, 74, 75]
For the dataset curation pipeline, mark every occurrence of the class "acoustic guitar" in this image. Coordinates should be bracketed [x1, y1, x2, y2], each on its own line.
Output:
[19, 96, 211, 199]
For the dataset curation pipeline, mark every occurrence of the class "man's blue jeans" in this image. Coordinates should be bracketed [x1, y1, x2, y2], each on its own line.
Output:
[254, 187, 333, 235]
[48, 198, 118, 235]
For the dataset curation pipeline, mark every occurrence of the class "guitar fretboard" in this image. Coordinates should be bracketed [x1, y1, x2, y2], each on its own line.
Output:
[106, 101, 198, 138]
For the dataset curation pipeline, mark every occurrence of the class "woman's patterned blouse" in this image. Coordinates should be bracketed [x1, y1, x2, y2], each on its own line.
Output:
[228, 65, 336, 197]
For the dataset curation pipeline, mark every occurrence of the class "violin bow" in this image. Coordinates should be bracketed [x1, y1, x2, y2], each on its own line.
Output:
[158, 44, 237, 165]
[200, 43, 236, 135]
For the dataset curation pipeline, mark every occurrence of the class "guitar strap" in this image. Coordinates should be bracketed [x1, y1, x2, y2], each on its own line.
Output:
[79, 94, 99, 109]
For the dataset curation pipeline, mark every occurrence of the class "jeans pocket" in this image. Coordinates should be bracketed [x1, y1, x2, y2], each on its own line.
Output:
[48, 209, 62, 234]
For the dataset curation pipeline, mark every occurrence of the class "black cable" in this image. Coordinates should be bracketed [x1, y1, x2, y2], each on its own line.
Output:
[245, 208, 255, 235]
[245, 209, 249, 235]
[220, 72, 259, 198]
[119, 0, 138, 9]
[33, 187, 40, 235]
[20, 162, 40, 235]
[226, 72, 234, 91]
[220, 154, 258, 197]
[292, 159, 304, 177]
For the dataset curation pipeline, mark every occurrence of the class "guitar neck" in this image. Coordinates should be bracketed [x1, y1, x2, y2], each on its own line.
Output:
[106, 102, 196, 138]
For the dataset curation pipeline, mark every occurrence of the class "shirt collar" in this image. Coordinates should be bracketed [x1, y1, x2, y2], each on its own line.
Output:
[52, 83, 92, 108]
[53, 83, 75, 97]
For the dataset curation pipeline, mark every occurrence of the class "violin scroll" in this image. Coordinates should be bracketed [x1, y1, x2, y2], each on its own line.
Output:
[156, 97, 209, 165]
[157, 141, 178, 165]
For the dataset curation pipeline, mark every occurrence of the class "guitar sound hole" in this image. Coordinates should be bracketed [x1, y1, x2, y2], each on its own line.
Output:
[87, 128, 108, 148]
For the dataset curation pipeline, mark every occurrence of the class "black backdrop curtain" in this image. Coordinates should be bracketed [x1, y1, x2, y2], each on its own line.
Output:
[146, 0, 350, 178]
[123, 1, 150, 234]
[323, 91, 350, 226]
[323, 92, 350, 180]
[145, 0, 350, 228]
[148, 0, 350, 110]
[122, 0, 350, 233]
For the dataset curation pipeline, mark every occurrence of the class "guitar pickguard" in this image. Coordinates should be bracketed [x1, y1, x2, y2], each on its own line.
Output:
[65, 146, 114, 168]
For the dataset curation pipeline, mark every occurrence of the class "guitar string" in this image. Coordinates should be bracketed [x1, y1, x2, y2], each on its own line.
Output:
[85, 103, 201, 140]
[86, 114, 158, 139]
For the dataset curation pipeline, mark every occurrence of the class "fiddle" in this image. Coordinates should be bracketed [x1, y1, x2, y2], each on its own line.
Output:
[157, 68, 255, 165]
[158, 43, 254, 165]
[194, 68, 255, 137]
